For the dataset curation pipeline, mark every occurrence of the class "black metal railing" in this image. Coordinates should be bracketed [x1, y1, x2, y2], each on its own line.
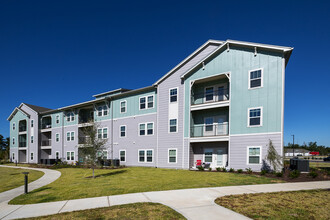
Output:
[191, 88, 229, 105]
[19, 141, 27, 147]
[41, 123, 52, 129]
[19, 126, 27, 132]
[78, 117, 94, 124]
[41, 139, 51, 146]
[190, 123, 229, 137]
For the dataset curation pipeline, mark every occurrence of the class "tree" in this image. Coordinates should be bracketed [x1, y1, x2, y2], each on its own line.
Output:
[78, 123, 107, 178]
[0, 135, 10, 160]
[266, 140, 282, 172]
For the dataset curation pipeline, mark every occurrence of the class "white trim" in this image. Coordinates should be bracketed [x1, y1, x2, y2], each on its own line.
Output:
[169, 87, 178, 103]
[120, 100, 127, 114]
[66, 131, 75, 142]
[31, 119, 34, 128]
[139, 95, 155, 110]
[247, 107, 263, 127]
[248, 68, 263, 89]
[30, 152, 34, 161]
[12, 122, 16, 130]
[190, 136, 229, 143]
[138, 122, 154, 136]
[66, 151, 75, 161]
[55, 151, 60, 160]
[247, 146, 262, 165]
[119, 149, 126, 162]
[55, 114, 60, 124]
[230, 132, 281, 137]
[12, 137, 15, 145]
[281, 56, 285, 157]
[55, 133, 60, 142]
[137, 149, 154, 163]
[204, 86, 215, 102]
[119, 125, 126, 138]
[168, 118, 178, 133]
[168, 148, 177, 164]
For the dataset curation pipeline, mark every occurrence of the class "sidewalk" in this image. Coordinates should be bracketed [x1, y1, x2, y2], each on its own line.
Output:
[0, 166, 329, 220]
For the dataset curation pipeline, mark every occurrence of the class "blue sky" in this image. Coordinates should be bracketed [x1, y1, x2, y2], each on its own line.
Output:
[0, 0, 329, 146]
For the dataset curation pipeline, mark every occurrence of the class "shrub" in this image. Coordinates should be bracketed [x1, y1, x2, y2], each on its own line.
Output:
[308, 171, 318, 178]
[237, 169, 243, 173]
[197, 166, 204, 171]
[275, 171, 283, 177]
[208, 167, 212, 171]
[221, 167, 227, 172]
[245, 168, 253, 174]
[229, 168, 235, 172]
[260, 170, 267, 175]
[216, 167, 221, 172]
[289, 170, 301, 178]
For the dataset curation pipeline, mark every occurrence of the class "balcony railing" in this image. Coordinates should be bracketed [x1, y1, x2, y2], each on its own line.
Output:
[79, 136, 90, 144]
[190, 123, 229, 138]
[41, 124, 52, 129]
[19, 141, 27, 147]
[19, 126, 27, 132]
[191, 88, 229, 105]
[41, 139, 51, 147]
[78, 118, 94, 124]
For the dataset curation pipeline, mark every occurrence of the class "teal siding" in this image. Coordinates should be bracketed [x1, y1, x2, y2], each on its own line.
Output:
[51, 112, 63, 128]
[63, 110, 79, 126]
[184, 46, 283, 137]
[94, 102, 111, 122]
[10, 110, 29, 148]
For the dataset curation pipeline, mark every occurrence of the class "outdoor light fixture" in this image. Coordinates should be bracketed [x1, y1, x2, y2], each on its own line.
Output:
[254, 47, 257, 56]
[22, 172, 29, 194]
[202, 62, 205, 70]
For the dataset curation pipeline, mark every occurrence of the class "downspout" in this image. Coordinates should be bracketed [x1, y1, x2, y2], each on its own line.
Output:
[111, 98, 114, 160]
[62, 112, 64, 160]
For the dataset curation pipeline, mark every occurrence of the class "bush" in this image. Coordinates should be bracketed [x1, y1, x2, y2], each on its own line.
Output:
[216, 167, 221, 172]
[229, 168, 235, 172]
[237, 169, 243, 173]
[197, 166, 204, 171]
[208, 167, 212, 171]
[289, 170, 301, 178]
[221, 167, 227, 172]
[260, 170, 267, 175]
[245, 168, 253, 174]
[308, 171, 318, 178]
[275, 171, 283, 177]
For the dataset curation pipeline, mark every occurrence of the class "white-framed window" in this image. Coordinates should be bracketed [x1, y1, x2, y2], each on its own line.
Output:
[168, 149, 177, 163]
[55, 151, 60, 160]
[169, 88, 178, 103]
[66, 151, 75, 161]
[120, 101, 127, 113]
[248, 68, 263, 89]
[205, 87, 214, 102]
[103, 128, 108, 139]
[12, 152, 15, 160]
[31, 119, 34, 128]
[139, 122, 154, 136]
[30, 152, 34, 160]
[169, 119, 177, 133]
[139, 95, 154, 110]
[56, 115, 60, 124]
[12, 137, 15, 145]
[55, 133, 60, 142]
[103, 105, 108, 116]
[98, 128, 108, 139]
[248, 107, 263, 127]
[31, 135, 34, 144]
[97, 105, 108, 117]
[66, 132, 75, 141]
[97, 150, 108, 159]
[247, 146, 261, 164]
[119, 150, 126, 162]
[204, 117, 214, 132]
[12, 122, 15, 130]
[120, 125, 126, 137]
[138, 149, 153, 163]
[66, 112, 74, 122]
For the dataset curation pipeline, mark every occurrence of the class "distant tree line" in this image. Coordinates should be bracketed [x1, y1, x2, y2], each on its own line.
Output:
[285, 141, 330, 156]
[0, 134, 10, 160]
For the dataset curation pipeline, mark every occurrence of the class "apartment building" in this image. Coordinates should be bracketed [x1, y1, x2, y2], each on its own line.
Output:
[8, 39, 293, 171]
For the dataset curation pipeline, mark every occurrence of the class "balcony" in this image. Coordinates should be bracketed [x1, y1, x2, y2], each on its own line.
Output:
[41, 123, 52, 129]
[19, 141, 27, 148]
[78, 136, 90, 145]
[19, 120, 27, 133]
[19, 126, 27, 132]
[78, 108, 94, 127]
[41, 116, 52, 131]
[190, 123, 229, 142]
[191, 88, 229, 111]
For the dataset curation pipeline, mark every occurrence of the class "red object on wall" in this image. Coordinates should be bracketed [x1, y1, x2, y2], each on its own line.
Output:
[310, 152, 319, 155]
[196, 160, 202, 166]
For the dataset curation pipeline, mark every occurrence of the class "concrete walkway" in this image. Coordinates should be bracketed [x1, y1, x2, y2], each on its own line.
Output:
[0, 169, 329, 220]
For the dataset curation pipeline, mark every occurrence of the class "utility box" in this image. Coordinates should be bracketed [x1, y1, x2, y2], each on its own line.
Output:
[290, 158, 309, 172]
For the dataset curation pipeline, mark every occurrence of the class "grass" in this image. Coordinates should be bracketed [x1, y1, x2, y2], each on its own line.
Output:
[310, 162, 330, 168]
[215, 189, 330, 220]
[23, 202, 186, 220]
[0, 167, 44, 193]
[10, 167, 281, 204]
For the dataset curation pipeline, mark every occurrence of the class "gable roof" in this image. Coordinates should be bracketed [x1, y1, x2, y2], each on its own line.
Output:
[22, 103, 52, 113]
[7, 107, 30, 121]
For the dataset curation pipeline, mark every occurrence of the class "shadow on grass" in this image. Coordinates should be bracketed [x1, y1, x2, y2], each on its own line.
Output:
[85, 170, 127, 179]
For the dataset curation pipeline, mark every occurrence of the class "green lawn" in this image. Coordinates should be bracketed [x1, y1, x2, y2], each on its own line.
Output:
[10, 167, 281, 204]
[215, 189, 330, 220]
[0, 167, 44, 193]
[24, 202, 186, 220]
[310, 162, 330, 168]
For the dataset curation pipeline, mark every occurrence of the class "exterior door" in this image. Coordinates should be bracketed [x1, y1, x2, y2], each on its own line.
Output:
[217, 86, 225, 101]
[204, 148, 214, 167]
[216, 116, 227, 135]
[216, 149, 224, 167]
[204, 117, 214, 136]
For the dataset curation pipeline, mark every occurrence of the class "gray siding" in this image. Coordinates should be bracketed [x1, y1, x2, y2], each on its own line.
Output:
[229, 133, 282, 171]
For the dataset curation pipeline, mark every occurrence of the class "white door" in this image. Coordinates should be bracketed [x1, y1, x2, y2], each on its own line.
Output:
[216, 116, 227, 135]
[204, 117, 214, 136]
[216, 149, 224, 167]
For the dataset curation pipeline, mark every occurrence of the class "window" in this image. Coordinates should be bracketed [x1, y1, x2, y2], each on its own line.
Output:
[249, 69, 262, 89]
[66, 132, 75, 141]
[97, 150, 108, 159]
[55, 151, 60, 160]
[66, 112, 74, 122]
[169, 119, 177, 133]
[56, 133, 60, 142]
[12, 153, 15, 160]
[248, 147, 261, 164]
[205, 87, 214, 101]
[204, 151, 212, 163]
[139, 150, 153, 163]
[98, 106, 103, 116]
[140, 97, 146, 109]
[67, 151, 75, 161]
[168, 149, 177, 163]
[147, 96, 154, 108]
[120, 150, 126, 162]
[98, 105, 108, 116]
[103, 128, 108, 139]
[120, 101, 126, 113]
[248, 107, 262, 127]
[103, 105, 108, 116]
[170, 88, 177, 102]
[13, 122, 15, 130]
[12, 137, 15, 145]
[31, 135, 34, 144]
[56, 115, 60, 124]
[139, 123, 154, 136]
[31, 120, 34, 127]
[31, 152, 34, 160]
[120, 126, 126, 137]
[205, 117, 214, 132]
[139, 124, 145, 136]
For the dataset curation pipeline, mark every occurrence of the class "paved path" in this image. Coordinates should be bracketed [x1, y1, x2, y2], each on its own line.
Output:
[0, 169, 329, 220]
